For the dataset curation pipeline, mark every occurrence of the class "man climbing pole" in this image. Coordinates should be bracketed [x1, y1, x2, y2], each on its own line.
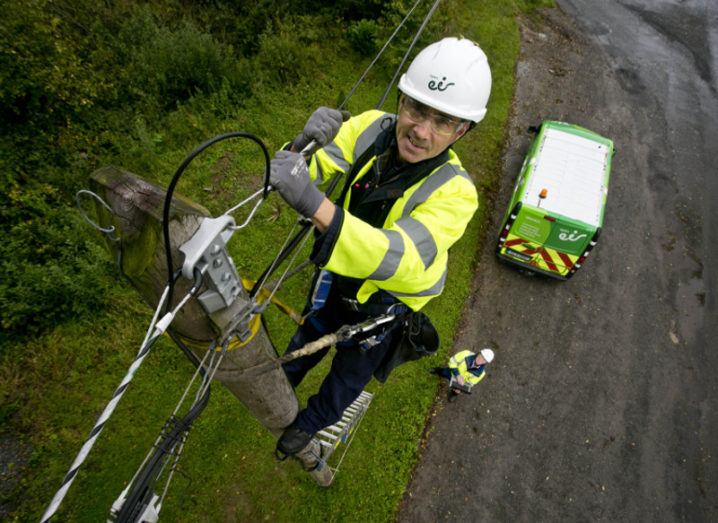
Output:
[269, 37, 492, 459]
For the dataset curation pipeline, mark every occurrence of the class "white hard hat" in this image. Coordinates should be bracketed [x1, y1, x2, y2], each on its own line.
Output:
[480, 348, 495, 363]
[398, 37, 492, 123]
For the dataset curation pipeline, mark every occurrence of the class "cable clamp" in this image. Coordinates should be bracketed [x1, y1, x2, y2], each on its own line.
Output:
[179, 216, 242, 314]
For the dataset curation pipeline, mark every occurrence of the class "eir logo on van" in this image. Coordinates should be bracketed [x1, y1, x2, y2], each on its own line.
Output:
[559, 230, 587, 242]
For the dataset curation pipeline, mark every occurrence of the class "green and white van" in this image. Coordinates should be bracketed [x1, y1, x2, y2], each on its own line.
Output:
[496, 121, 614, 280]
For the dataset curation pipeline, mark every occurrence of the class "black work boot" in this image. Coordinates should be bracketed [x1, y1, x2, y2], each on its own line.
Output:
[447, 389, 460, 403]
[428, 367, 442, 376]
[276, 424, 313, 459]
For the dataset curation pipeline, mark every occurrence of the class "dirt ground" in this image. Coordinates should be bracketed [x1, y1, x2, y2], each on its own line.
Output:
[399, 4, 717, 521]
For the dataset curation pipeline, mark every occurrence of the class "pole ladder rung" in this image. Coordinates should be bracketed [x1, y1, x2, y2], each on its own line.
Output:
[311, 390, 375, 470]
[317, 430, 339, 441]
[316, 439, 334, 449]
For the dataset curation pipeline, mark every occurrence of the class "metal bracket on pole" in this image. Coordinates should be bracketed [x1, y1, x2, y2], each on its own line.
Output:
[179, 215, 259, 345]
[179, 215, 243, 314]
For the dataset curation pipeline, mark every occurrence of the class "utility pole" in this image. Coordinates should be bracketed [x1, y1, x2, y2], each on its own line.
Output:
[89, 165, 331, 485]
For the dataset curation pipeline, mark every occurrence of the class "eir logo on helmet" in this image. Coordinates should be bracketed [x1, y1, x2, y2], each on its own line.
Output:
[398, 37, 491, 123]
[428, 75, 455, 92]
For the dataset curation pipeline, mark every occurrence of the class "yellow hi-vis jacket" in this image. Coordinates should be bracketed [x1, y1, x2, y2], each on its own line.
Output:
[449, 350, 486, 386]
[309, 109, 478, 311]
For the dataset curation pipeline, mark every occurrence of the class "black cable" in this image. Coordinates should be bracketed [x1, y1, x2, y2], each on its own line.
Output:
[115, 385, 211, 523]
[167, 329, 205, 375]
[249, 223, 312, 299]
[115, 334, 212, 523]
[162, 132, 271, 313]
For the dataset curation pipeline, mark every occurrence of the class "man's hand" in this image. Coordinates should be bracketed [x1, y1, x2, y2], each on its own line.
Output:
[293, 107, 348, 151]
[270, 150, 325, 218]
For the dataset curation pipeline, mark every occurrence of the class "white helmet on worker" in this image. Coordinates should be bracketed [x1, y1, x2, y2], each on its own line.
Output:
[479, 348, 495, 363]
[398, 37, 492, 123]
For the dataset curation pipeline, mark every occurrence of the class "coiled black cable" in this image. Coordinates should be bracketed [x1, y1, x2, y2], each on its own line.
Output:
[162, 132, 271, 313]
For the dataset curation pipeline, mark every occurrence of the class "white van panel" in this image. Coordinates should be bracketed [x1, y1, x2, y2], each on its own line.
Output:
[521, 128, 610, 227]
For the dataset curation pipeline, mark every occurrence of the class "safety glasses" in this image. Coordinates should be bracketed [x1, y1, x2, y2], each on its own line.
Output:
[399, 96, 466, 136]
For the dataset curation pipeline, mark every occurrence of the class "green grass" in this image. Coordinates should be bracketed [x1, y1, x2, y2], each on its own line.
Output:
[0, 0, 550, 520]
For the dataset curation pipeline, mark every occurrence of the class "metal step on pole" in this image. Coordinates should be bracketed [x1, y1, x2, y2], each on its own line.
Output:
[313, 391, 374, 483]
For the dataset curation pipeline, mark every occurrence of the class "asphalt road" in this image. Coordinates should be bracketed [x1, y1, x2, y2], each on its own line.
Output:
[399, 2, 718, 521]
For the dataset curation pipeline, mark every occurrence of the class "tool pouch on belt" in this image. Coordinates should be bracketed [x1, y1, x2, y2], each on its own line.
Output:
[373, 311, 439, 383]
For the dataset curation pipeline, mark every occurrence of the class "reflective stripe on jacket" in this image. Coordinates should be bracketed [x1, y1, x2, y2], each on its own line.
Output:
[309, 109, 479, 311]
[448, 350, 486, 386]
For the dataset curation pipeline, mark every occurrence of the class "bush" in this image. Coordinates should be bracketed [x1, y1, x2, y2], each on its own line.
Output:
[0, 180, 114, 341]
[303, 0, 391, 20]
[348, 19, 380, 56]
[254, 17, 323, 86]
[115, 9, 248, 110]
[0, 4, 108, 140]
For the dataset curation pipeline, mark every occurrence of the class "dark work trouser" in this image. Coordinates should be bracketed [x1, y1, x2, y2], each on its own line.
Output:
[282, 289, 402, 435]
[434, 367, 456, 380]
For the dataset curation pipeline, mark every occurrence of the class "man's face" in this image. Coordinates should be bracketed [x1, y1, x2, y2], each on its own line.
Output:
[395, 95, 469, 163]
[474, 355, 487, 366]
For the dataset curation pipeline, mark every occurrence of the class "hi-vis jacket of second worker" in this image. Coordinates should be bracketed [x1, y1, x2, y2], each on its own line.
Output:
[448, 349, 487, 386]
[309, 109, 479, 311]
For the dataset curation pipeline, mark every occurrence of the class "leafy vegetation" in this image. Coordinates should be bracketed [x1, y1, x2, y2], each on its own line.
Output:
[0, 0, 553, 520]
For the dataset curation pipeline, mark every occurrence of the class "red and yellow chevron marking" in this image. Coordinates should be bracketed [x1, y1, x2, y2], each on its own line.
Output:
[501, 234, 577, 276]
